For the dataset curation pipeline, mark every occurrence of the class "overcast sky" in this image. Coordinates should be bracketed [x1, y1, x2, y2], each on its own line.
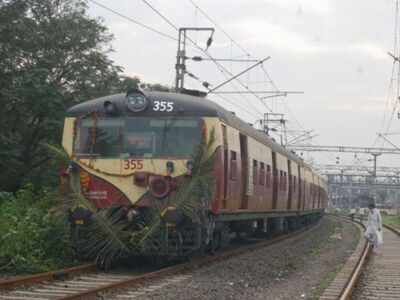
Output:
[88, 0, 400, 167]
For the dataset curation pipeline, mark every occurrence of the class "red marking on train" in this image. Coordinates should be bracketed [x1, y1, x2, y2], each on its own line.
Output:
[123, 159, 144, 170]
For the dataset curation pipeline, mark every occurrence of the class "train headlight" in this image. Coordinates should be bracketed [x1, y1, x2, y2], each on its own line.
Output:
[186, 160, 193, 176]
[149, 176, 170, 199]
[166, 161, 174, 175]
[126, 91, 149, 112]
[103, 101, 118, 115]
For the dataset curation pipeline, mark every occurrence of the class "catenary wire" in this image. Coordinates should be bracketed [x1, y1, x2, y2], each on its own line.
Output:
[88, 0, 264, 119]
[374, 0, 400, 147]
[88, 0, 177, 41]
[139, 0, 274, 113]
[187, 0, 252, 57]
[189, 0, 309, 134]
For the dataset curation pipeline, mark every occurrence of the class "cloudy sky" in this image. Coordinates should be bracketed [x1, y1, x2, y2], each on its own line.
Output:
[88, 0, 400, 167]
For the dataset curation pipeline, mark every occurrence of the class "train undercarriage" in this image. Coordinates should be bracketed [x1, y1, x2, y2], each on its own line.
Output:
[69, 207, 324, 268]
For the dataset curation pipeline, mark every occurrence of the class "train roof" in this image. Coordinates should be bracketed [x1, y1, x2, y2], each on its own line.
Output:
[66, 90, 315, 169]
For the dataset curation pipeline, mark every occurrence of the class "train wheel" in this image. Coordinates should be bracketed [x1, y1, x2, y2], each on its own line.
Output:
[71, 225, 90, 260]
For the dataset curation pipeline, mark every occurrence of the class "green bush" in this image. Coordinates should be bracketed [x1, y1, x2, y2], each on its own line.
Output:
[0, 185, 75, 274]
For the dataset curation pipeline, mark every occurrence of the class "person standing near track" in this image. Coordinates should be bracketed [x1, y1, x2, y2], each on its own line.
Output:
[364, 203, 383, 254]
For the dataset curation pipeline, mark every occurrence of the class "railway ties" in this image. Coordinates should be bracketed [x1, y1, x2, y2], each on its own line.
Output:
[353, 227, 400, 300]
[0, 221, 321, 300]
[0, 273, 135, 300]
[321, 218, 400, 300]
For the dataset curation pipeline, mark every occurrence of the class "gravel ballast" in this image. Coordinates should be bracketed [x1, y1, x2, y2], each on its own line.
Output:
[111, 216, 359, 300]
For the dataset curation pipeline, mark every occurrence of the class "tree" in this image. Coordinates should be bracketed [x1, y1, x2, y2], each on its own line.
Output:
[0, 0, 123, 192]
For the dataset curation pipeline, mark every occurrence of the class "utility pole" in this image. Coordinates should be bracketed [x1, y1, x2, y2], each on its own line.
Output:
[263, 113, 287, 146]
[370, 153, 381, 178]
[175, 27, 214, 92]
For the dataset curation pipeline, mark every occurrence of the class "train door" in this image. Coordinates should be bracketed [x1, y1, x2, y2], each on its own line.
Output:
[222, 125, 228, 208]
[239, 134, 249, 209]
[272, 152, 278, 209]
[287, 160, 292, 210]
[297, 165, 302, 210]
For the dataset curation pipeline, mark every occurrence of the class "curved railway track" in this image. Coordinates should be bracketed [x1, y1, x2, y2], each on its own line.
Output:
[0, 221, 321, 300]
[321, 216, 400, 300]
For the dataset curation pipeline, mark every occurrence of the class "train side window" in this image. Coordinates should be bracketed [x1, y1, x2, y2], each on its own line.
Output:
[284, 172, 287, 191]
[230, 151, 237, 180]
[259, 162, 265, 185]
[266, 165, 271, 187]
[253, 160, 258, 185]
[293, 175, 296, 192]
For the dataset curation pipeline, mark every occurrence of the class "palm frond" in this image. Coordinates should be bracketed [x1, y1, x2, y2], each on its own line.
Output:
[130, 128, 217, 251]
[41, 143, 70, 165]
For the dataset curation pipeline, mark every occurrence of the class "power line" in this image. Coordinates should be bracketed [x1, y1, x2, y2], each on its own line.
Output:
[207, 57, 271, 93]
[260, 64, 307, 131]
[88, 0, 263, 118]
[88, 0, 177, 41]
[186, 0, 284, 115]
[90, 0, 274, 117]
[184, 69, 264, 119]
[212, 94, 264, 120]
[375, 0, 400, 146]
[141, 0, 179, 30]
[187, 0, 252, 57]
[140, 0, 273, 112]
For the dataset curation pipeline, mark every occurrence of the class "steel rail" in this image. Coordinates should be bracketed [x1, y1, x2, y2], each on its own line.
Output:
[339, 223, 400, 300]
[319, 215, 370, 300]
[58, 222, 321, 300]
[328, 216, 400, 300]
[0, 263, 96, 290]
[338, 235, 370, 300]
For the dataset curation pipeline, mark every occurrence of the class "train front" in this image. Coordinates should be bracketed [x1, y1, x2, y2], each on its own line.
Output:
[61, 89, 220, 261]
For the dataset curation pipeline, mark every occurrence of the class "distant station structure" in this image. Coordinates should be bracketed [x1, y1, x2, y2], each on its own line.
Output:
[287, 145, 400, 210]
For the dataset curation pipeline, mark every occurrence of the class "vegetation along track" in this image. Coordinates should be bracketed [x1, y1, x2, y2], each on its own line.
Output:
[321, 216, 400, 300]
[0, 220, 321, 300]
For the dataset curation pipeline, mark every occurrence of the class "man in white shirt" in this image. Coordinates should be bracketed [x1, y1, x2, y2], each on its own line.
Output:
[364, 203, 383, 254]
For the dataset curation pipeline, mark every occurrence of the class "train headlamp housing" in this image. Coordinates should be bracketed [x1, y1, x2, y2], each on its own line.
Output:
[104, 101, 118, 115]
[186, 160, 193, 176]
[149, 176, 170, 199]
[166, 161, 174, 175]
[126, 89, 149, 112]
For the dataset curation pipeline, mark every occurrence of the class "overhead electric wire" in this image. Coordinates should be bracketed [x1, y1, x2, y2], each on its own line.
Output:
[141, 0, 179, 30]
[187, 0, 252, 57]
[183, 70, 263, 118]
[88, 0, 177, 41]
[375, 0, 400, 147]
[187, 0, 310, 136]
[139, 0, 274, 113]
[187, 0, 284, 116]
[260, 64, 307, 132]
[88, 0, 263, 118]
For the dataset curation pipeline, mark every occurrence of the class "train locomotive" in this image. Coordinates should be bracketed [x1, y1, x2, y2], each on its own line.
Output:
[62, 89, 327, 262]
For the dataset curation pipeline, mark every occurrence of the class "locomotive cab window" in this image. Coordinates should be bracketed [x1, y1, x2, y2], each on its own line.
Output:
[74, 118, 123, 157]
[74, 117, 201, 158]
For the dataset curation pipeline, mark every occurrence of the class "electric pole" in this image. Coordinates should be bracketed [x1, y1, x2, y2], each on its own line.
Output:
[175, 27, 214, 92]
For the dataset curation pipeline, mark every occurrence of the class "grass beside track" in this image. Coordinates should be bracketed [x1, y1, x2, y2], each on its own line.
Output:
[383, 215, 400, 230]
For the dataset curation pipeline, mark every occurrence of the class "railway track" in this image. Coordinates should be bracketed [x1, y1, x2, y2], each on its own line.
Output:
[0, 221, 320, 300]
[321, 216, 400, 300]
